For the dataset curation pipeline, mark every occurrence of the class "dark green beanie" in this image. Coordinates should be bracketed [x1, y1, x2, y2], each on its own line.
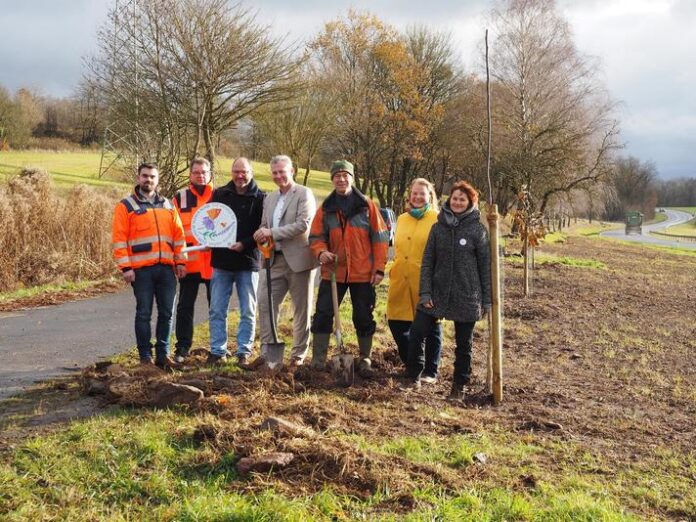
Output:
[330, 160, 354, 178]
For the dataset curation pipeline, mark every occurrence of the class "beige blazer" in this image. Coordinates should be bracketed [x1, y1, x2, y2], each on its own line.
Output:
[260, 183, 319, 273]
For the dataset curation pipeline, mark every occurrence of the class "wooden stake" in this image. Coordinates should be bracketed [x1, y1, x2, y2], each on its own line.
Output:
[487, 204, 504, 405]
[484, 30, 502, 404]
[523, 233, 529, 297]
[486, 315, 493, 394]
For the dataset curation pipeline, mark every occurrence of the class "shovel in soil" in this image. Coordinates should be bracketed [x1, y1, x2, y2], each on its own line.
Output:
[328, 269, 354, 387]
[257, 239, 285, 371]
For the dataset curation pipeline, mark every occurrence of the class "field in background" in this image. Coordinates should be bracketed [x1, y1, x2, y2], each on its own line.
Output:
[0, 150, 334, 199]
[662, 207, 696, 237]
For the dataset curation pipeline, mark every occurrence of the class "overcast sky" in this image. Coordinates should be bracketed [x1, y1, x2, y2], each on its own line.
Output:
[0, 0, 693, 179]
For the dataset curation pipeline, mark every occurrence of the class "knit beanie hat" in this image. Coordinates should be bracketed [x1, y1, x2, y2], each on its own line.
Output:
[330, 160, 354, 178]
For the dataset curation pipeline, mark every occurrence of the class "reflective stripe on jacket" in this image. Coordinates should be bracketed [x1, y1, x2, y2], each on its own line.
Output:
[173, 184, 213, 279]
[112, 189, 187, 271]
[309, 188, 389, 283]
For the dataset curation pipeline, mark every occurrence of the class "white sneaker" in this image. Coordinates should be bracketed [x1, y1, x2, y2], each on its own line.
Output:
[420, 375, 437, 384]
[174, 354, 186, 364]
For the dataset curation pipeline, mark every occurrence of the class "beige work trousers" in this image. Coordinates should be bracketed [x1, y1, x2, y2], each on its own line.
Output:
[257, 254, 316, 362]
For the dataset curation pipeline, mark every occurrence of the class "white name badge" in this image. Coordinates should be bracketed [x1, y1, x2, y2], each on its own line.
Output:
[459, 238, 467, 246]
[185, 202, 237, 252]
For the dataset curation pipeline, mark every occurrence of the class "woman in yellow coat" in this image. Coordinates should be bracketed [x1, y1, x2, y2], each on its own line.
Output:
[386, 178, 441, 383]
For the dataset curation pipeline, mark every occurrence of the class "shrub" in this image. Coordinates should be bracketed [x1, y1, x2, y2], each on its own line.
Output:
[0, 167, 119, 291]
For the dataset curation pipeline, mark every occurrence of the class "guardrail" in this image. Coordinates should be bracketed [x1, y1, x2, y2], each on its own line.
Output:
[650, 231, 696, 242]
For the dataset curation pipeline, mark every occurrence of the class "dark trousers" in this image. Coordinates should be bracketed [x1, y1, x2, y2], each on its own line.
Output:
[174, 272, 210, 354]
[131, 264, 177, 362]
[407, 310, 475, 384]
[311, 280, 376, 337]
[388, 319, 442, 377]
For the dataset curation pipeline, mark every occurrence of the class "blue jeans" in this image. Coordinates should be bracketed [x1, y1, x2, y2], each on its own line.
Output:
[131, 263, 177, 362]
[209, 268, 259, 357]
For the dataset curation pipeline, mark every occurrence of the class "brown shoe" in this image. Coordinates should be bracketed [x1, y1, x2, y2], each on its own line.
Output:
[237, 355, 250, 367]
[155, 356, 180, 371]
[289, 357, 303, 369]
[241, 356, 266, 371]
[206, 353, 228, 365]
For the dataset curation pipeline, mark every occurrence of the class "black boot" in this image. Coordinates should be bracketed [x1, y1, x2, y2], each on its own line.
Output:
[448, 382, 467, 400]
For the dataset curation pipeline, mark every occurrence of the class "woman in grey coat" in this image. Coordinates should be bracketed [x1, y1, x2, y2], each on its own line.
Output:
[405, 180, 491, 399]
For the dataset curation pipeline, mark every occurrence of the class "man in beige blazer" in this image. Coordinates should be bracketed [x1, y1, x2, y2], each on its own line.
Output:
[252, 154, 319, 366]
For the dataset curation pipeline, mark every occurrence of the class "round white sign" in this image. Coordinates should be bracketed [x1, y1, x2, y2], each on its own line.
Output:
[190, 202, 237, 248]
[459, 238, 467, 246]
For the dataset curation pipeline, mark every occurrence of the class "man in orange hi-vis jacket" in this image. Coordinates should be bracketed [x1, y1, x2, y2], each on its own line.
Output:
[308, 159, 389, 377]
[172, 157, 214, 363]
[112, 162, 187, 370]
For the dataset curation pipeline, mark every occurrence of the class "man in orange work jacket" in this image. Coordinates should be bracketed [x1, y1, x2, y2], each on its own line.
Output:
[308, 159, 389, 377]
[172, 157, 214, 363]
[112, 162, 187, 369]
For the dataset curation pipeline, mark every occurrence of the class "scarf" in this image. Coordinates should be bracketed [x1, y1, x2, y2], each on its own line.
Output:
[409, 203, 430, 220]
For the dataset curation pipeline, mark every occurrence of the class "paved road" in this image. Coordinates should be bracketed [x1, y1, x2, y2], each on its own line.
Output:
[600, 209, 696, 250]
[0, 289, 210, 399]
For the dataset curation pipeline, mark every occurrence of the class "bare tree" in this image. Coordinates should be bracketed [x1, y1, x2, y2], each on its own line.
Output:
[489, 0, 621, 215]
[250, 64, 336, 185]
[603, 156, 657, 221]
[86, 0, 301, 193]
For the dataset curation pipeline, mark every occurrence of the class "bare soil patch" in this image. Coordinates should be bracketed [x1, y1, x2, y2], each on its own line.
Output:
[2, 236, 694, 519]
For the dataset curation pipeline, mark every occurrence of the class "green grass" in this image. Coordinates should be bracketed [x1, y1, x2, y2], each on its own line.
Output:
[0, 150, 129, 189]
[645, 212, 667, 225]
[0, 150, 334, 199]
[542, 231, 566, 244]
[572, 222, 622, 237]
[1, 410, 658, 520]
[0, 279, 116, 303]
[665, 218, 696, 237]
[598, 236, 696, 257]
[671, 207, 696, 215]
[509, 253, 607, 270]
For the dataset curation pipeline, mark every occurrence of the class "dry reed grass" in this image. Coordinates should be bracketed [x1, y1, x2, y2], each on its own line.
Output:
[0, 166, 120, 291]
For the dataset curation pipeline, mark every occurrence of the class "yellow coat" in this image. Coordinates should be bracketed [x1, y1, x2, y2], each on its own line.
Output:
[386, 209, 438, 321]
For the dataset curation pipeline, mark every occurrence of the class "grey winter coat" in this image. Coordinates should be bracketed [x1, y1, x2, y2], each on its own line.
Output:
[417, 202, 492, 322]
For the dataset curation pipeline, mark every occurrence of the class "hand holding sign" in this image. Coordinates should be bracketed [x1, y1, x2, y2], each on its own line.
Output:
[184, 202, 238, 252]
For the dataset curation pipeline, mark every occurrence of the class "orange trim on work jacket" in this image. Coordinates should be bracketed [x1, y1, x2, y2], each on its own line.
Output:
[309, 188, 389, 283]
[173, 183, 213, 279]
[112, 188, 187, 271]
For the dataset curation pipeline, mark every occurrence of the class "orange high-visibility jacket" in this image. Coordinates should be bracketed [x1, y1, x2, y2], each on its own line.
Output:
[309, 188, 389, 283]
[173, 184, 213, 279]
[112, 189, 187, 271]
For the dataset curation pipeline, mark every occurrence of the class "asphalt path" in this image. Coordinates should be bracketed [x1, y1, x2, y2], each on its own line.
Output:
[600, 209, 696, 250]
[0, 287, 212, 400]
